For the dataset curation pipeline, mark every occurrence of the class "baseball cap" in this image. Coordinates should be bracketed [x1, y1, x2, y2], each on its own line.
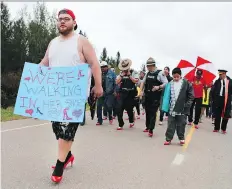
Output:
[58, 9, 77, 30]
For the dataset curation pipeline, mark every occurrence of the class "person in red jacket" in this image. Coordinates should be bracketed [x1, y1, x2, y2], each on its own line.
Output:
[188, 69, 206, 129]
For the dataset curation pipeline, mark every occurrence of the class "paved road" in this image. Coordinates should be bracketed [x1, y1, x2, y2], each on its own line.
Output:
[1, 113, 232, 189]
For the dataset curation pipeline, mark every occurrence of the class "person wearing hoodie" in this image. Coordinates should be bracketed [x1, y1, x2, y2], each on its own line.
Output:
[162, 68, 194, 145]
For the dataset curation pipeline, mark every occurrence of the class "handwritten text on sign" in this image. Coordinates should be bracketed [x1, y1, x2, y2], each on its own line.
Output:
[14, 62, 89, 122]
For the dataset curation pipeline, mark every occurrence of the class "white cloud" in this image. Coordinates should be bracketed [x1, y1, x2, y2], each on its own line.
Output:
[6, 2, 232, 76]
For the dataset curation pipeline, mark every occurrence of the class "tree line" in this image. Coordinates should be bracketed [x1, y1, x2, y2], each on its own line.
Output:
[1, 2, 121, 108]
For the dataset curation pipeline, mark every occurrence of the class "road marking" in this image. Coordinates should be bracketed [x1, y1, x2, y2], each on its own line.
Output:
[182, 125, 195, 151]
[172, 153, 185, 165]
[1, 123, 50, 133]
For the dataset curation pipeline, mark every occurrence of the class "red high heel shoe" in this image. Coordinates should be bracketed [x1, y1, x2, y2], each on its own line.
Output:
[51, 155, 74, 169]
[148, 132, 153, 137]
[51, 175, 63, 183]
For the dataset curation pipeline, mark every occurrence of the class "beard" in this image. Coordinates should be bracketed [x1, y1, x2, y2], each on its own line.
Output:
[58, 26, 73, 36]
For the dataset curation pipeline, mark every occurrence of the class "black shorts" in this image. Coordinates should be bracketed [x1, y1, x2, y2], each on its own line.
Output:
[52, 122, 79, 141]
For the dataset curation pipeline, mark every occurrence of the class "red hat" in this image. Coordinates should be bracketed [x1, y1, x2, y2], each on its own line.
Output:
[58, 9, 77, 30]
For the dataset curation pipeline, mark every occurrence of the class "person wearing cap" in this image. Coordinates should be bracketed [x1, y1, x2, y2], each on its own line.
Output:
[211, 69, 232, 134]
[161, 68, 194, 145]
[159, 66, 173, 125]
[116, 59, 139, 130]
[188, 69, 206, 129]
[39, 9, 103, 183]
[96, 61, 116, 126]
[140, 57, 168, 137]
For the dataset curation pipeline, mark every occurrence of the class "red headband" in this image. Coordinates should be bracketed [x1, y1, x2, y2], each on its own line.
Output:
[58, 9, 75, 20]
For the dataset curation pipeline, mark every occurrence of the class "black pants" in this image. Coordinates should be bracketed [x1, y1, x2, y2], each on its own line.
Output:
[188, 97, 202, 125]
[145, 94, 160, 133]
[117, 92, 134, 127]
[214, 96, 229, 131]
[103, 97, 117, 117]
[165, 115, 187, 141]
[160, 111, 169, 122]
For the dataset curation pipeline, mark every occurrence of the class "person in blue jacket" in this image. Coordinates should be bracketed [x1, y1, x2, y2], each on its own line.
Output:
[162, 68, 194, 146]
[96, 61, 116, 125]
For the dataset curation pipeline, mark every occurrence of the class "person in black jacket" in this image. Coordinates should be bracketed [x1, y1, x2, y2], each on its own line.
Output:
[211, 70, 232, 134]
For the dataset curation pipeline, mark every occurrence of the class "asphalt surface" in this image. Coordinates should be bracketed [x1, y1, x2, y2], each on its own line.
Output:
[1, 112, 232, 189]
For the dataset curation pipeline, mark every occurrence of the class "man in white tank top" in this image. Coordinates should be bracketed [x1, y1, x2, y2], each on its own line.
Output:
[40, 8, 103, 183]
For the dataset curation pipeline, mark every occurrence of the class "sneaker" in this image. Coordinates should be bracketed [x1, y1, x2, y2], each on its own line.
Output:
[125, 117, 129, 120]
[109, 120, 113, 125]
[129, 123, 134, 128]
[136, 116, 140, 119]
[159, 121, 163, 125]
[213, 130, 219, 132]
[117, 127, 123, 130]
[142, 112, 145, 115]
[188, 122, 192, 126]
[112, 116, 116, 119]
[180, 140, 185, 145]
[164, 141, 171, 145]
[195, 125, 199, 129]
[96, 122, 102, 126]
[103, 116, 107, 120]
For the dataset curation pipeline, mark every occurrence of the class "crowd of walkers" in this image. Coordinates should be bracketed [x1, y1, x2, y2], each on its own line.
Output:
[86, 57, 232, 144]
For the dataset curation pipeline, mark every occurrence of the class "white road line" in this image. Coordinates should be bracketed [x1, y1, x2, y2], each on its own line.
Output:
[172, 153, 185, 165]
[1, 112, 93, 133]
[1, 123, 50, 133]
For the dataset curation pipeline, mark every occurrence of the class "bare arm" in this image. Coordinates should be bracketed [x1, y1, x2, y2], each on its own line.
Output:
[82, 36, 102, 88]
[39, 42, 50, 67]
[116, 75, 122, 85]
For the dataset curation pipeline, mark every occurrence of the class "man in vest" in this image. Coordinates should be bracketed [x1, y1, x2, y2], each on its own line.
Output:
[40, 9, 103, 183]
[140, 57, 168, 137]
[116, 59, 139, 130]
[96, 61, 116, 125]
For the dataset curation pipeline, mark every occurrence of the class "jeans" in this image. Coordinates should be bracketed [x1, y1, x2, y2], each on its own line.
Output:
[97, 95, 114, 124]
[165, 115, 187, 141]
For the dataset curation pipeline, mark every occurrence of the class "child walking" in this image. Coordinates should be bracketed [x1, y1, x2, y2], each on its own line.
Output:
[162, 68, 194, 145]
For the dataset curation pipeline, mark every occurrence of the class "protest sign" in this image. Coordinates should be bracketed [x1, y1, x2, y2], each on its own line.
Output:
[14, 62, 89, 123]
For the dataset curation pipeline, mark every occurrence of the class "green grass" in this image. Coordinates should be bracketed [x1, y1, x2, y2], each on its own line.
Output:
[1, 104, 90, 122]
[1, 107, 26, 122]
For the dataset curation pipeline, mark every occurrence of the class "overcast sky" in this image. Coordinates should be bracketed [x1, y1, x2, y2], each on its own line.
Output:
[6, 2, 232, 75]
